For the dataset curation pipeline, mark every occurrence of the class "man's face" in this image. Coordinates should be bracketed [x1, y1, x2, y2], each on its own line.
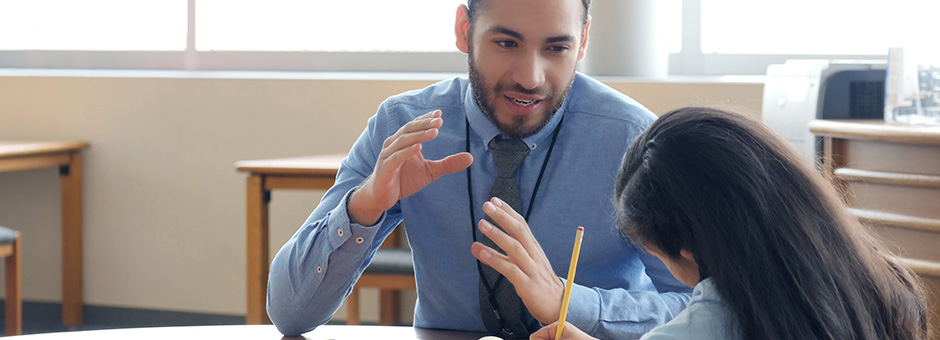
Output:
[463, 0, 588, 139]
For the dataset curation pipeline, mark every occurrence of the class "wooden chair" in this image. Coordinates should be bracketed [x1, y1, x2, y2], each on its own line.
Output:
[0, 226, 21, 336]
[345, 226, 416, 326]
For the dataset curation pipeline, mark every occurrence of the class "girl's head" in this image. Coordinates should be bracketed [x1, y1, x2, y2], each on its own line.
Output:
[615, 106, 807, 284]
[614, 107, 926, 339]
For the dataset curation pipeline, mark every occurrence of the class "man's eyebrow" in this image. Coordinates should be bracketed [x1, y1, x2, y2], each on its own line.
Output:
[485, 26, 575, 44]
[546, 35, 575, 44]
[486, 26, 523, 40]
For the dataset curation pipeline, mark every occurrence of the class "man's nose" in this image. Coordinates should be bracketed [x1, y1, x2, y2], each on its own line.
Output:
[512, 50, 546, 91]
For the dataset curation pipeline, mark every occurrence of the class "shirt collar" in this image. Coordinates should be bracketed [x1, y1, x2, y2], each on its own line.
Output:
[692, 277, 720, 302]
[464, 79, 570, 151]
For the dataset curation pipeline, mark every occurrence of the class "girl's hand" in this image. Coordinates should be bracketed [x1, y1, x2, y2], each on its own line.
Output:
[529, 322, 597, 340]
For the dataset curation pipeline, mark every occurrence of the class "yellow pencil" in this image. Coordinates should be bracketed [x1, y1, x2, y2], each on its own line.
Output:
[555, 226, 584, 340]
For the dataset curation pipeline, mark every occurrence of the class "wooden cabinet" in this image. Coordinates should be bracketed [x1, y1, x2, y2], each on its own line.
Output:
[810, 120, 940, 339]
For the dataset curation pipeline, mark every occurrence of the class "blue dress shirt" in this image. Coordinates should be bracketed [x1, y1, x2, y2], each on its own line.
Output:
[640, 278, 739, 339]
[266, 73, 692, 339]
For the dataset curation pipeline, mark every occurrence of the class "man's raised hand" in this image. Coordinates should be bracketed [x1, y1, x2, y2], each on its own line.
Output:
[348, 110, 473, 225]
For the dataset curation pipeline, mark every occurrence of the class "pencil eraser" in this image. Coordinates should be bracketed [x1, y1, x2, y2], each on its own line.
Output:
[577, 226, 584, 231]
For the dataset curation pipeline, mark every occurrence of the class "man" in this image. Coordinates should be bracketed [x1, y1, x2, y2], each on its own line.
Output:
[267, 0, 692, 338]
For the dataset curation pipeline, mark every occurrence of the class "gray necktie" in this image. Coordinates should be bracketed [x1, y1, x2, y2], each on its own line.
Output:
[479, 138, 530, 338]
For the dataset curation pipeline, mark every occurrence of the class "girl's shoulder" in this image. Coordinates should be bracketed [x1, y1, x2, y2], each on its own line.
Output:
[640, 279, 740, 340]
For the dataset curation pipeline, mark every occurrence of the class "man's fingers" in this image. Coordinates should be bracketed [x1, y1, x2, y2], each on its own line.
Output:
[378, 110, 442, 161]
[376, 109, 445, 175]
[382, 120, 441, 152]
[489, 197, 525, 222]
[419, 109, 442, 120]
[381, 126, 438, 160]
[484, 199, 538, 248]
[382, 110, 443, 147]
[379, 143, 422, 175]
[471, 242, 528, 285]
[427, 152, 473, 177]
[478, 219, 539, 274]
[378, 110, 443, 162]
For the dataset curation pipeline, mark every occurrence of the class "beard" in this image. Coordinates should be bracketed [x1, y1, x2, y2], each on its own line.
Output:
[468, 45, 575, 139]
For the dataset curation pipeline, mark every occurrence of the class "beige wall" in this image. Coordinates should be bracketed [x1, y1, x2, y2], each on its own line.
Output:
[0, 71, 762, 323]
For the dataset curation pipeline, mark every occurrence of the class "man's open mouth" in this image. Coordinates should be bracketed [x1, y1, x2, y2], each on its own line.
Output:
[509, 97, 539, 107]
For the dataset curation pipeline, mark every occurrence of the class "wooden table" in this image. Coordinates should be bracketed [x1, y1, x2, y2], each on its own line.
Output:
[0, 140, 89, 327]
[235, 155, 345, 324]
[8, 324, 491, 340]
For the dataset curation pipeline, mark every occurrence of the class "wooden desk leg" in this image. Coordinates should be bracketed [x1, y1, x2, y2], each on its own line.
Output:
[379, 290, 400, 326]
[246, 175, 271, 324]
[61, 152, 83, 327]
[346, 286, 360, 325]
[6, 235, 22, 335]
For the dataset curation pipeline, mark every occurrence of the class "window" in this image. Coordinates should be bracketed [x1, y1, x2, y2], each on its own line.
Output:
[676, 0, 940, 75]
[196, 0, 461, 52]
[0, 0, 467, 71]
[0, 0, 935, 75]
[0, 0, 186, 51]
[701, 0, 937, 55]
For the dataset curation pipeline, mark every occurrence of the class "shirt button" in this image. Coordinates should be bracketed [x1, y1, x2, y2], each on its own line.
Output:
[337, 229, 344, 237]
[531, 143, 537, 149]
[355, 237, 364, 244]
[316, 266, 322, 273]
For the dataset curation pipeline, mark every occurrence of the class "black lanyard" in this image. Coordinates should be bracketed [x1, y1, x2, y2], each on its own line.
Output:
[465, 113, 565, 324]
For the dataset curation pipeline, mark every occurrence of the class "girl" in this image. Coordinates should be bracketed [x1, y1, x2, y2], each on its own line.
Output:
[532, 107, 927, 340]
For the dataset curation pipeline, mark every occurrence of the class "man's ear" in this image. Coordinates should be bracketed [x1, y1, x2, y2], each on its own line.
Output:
[577, 15, 591, 61]
[455, 4, 471, 53]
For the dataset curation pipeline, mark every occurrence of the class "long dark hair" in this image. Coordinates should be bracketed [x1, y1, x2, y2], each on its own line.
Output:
[614, 107, 927, 339]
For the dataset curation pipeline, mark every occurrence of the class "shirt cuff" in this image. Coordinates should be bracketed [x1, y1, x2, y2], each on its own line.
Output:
[560, 278, 602, 335]
[327, 187, 387, 250]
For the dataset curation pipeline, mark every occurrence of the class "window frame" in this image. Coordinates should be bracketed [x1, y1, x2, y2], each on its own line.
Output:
[0, 0, 892, 75]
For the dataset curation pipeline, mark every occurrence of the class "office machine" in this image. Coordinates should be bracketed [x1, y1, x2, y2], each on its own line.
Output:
[762, 59, 886, 164]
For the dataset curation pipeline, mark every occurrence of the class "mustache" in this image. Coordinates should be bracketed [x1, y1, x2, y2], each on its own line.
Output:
[495, 82, 551, 97]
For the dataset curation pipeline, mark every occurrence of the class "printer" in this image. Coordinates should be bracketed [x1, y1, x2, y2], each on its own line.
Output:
[761, 60, 885, 164]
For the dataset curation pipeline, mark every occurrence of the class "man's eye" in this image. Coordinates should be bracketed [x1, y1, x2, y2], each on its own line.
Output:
[548, 46, 569, 53]
[496, 40, 518, 48]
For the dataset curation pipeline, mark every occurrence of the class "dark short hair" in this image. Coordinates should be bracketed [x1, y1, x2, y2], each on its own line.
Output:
[467, 0, 591, 26]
